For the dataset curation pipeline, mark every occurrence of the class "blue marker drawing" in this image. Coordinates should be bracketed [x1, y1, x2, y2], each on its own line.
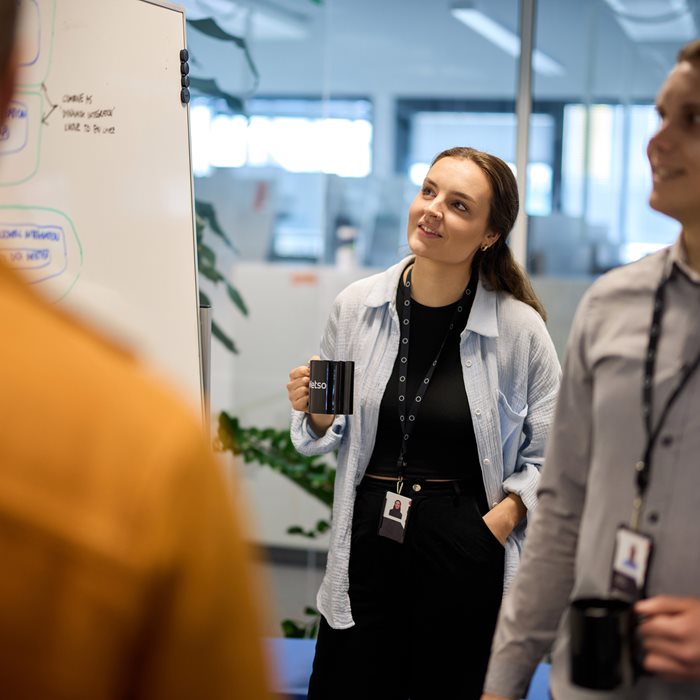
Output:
[18, 0, 41, 68]
[18, 0, 55, 88]
[0, 100, 30, 155]
[0, 207, 82, 301]
[0, 222, 67, 282]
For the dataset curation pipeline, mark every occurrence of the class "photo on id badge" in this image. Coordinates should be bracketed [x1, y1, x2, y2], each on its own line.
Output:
[610, 526, 654, 600]
[378, 492, 412, 543]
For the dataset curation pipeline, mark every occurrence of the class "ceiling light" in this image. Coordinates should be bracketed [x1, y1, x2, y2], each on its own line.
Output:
[602, 0, 696, 42]
[450, 3, 565, 77]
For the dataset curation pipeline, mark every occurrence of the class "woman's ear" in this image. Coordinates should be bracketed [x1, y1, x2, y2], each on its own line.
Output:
[481, 231, 500, 250]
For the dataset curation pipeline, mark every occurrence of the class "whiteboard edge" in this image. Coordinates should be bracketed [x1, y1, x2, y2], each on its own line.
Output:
[139, 0, 206, 426]
[139, 0, 186, 14]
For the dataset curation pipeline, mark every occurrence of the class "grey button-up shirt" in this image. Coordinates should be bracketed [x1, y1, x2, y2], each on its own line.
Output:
[484, 237, 700, 699]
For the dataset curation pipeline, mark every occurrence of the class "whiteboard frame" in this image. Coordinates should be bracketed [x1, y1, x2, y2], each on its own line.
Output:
[137, 0, 205, 422]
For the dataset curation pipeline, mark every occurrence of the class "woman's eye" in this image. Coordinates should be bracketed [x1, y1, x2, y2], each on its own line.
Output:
[453, 201, 468, 212]
[421, 186, 434, 196]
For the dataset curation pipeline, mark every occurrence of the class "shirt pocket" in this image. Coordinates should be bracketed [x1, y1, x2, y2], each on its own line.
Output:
[498, 391, 528, 475]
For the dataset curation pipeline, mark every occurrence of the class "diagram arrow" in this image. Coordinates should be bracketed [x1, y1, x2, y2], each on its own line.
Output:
[41, 83, 57, 125]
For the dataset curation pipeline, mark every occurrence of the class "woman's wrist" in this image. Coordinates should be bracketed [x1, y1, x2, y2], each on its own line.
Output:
[308, 412, 335, 436]
[498, 493, 527, 530]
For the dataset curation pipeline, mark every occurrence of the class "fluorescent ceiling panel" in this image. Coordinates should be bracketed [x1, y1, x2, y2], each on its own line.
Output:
[451, 6, 565, 77]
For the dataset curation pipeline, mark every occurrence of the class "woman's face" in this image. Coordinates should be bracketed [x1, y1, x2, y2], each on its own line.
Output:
[394, 500, 401, 509]
[647, 59, 700, 227]
[407, 156, 499, 268]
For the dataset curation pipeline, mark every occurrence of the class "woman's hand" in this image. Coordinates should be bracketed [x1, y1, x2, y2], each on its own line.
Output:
[286, 355, 335, 435]
[482, 494, 526, 546]
[287, 357, 314, 412]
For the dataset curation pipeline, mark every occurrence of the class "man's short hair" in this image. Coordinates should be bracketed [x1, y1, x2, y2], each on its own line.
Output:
[0, 0, 19, 77]
[678, 38, 700, 64]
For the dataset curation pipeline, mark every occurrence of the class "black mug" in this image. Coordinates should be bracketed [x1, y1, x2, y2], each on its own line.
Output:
[308, 360, 354, 415]
[570, 597, 639, 690]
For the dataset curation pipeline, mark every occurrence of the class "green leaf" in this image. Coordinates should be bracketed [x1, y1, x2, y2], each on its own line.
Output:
[198, 289, 211, 307]
[190, 77, 247, 116]
[195, 200, 236, 250]
[281, 619, 306, 638]
[199, 265, 225, 284]
[198, 242, 217, 268]
[188, 18, 245, 45]
[226, 281, 249, 316]
[211, 321, 238, 353]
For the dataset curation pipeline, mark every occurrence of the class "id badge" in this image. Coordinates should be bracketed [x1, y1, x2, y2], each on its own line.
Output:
[377, 491, 412, 543]
[609, 525, 654, 601]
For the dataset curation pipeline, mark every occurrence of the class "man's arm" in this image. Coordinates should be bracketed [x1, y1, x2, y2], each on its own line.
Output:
[482, 292, 596, 699]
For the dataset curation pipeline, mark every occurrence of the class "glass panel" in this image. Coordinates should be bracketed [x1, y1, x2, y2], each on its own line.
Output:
[530, 0, 692, 278]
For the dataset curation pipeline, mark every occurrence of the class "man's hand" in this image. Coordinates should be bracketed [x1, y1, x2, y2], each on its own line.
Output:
[636, 595, 700, 681]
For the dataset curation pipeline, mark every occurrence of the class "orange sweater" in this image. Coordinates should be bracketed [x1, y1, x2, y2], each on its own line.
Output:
[0, 260, 271, 699]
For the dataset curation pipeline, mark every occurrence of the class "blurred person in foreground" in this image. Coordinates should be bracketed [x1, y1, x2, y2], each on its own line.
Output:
[0, 2, 270, 697]
[482, 37, 700, 700]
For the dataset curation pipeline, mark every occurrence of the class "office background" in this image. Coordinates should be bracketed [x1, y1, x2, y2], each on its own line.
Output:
[181, 0, 695, 634]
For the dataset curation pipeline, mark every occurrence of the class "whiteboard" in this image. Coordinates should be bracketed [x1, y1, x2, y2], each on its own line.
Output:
[0, 0, 203, 413]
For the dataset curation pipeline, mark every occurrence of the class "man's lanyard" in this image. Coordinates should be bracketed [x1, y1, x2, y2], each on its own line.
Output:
[394, 265, 477, 494]
[632, 254, 700, 530]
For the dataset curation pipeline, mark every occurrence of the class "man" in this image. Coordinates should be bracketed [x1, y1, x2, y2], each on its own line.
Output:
[0, 2, 270, 697]
[482, 38, 700, 700]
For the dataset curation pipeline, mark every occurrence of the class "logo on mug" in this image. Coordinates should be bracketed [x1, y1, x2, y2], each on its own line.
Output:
[310, 380, 327, 390]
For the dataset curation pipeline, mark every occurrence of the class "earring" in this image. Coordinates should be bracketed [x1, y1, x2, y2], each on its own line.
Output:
[480, 244, 489, 252]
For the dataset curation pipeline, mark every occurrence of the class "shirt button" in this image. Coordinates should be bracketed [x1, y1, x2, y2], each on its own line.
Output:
[466, 360, 472, 367]
[647, 511, 659, 524]
[661, 435, 673, 447]
[483, 458, 490, 466]
[475, 409, 481, 416]
[491, 501, 499, 508]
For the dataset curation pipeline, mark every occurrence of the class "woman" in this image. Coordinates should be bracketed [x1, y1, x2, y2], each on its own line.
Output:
[286, 147, 561, 699]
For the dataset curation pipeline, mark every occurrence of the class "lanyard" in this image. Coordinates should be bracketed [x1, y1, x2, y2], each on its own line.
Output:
[631, 255, 700, 529]
[394, 265, 477, 494]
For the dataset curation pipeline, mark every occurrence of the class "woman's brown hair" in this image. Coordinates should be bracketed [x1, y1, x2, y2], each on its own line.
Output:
[431, 146, 547, 320]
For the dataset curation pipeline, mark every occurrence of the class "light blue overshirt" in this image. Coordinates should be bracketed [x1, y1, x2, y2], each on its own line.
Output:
[291, 256, 561, 629]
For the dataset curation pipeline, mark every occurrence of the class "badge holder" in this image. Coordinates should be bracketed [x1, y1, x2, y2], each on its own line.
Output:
[609, 525, 654, 601]
[378, 489, 412, 544]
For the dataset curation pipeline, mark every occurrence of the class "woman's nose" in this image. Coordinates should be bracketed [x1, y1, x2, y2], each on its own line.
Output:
[425, 201, 443, 219]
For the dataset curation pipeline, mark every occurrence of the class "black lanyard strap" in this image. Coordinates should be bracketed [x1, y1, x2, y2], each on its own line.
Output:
[394, 265, 476, 488]
[633, 255, 700, 526]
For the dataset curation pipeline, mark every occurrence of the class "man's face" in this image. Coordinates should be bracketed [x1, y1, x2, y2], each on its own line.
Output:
[647, 60, 700, 227]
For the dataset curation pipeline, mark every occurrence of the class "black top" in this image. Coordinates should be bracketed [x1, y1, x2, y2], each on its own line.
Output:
[365, 273, 487, 513]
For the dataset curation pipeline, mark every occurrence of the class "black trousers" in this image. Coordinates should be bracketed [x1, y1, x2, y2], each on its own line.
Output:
[308, 477, 505, 700]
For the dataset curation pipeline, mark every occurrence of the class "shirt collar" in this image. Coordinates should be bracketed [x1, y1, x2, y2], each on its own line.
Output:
[668, 235, 700, 285]
[364, 255, 499, 338]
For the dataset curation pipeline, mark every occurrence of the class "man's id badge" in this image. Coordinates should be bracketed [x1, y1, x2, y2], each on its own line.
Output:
[377, 491, 412, 543]
[610, 525, 654, 601]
